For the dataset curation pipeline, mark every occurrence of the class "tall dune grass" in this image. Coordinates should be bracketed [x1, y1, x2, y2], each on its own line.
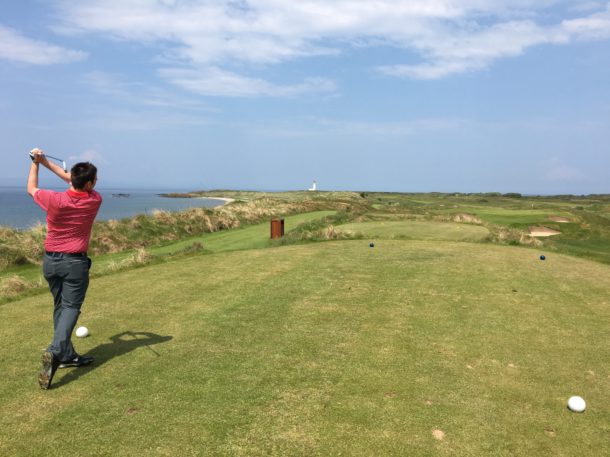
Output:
[0, 197, 333, 271]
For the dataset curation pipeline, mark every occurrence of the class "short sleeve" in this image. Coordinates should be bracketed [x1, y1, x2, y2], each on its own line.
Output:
[33, 189, 52, 212]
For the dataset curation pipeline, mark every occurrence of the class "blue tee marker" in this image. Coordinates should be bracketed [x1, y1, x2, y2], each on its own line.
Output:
[370, 242, 375, 248]
[540, 255, 546, 260]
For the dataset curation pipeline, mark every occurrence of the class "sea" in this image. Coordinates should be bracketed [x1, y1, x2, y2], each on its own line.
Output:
[0, 186, 226, 230]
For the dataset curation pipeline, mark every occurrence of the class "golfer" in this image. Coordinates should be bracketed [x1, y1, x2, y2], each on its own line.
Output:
[27, 149, 102, 389]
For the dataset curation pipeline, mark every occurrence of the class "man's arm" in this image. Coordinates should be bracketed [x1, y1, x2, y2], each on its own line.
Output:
[27, 161, 40, 198]
[43, 158, 71, 184]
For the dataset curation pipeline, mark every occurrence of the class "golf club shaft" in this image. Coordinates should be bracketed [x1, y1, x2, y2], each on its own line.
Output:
[43, 154, 67, 171]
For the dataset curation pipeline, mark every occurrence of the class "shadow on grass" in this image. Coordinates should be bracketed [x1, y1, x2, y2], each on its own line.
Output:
[53, 331, 173, 389]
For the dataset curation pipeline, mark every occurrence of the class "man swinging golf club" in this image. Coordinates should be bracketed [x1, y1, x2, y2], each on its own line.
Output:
[27, 148, 102, 389]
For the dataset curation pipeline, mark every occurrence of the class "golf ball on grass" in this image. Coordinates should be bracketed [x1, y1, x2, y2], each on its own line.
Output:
[75, 326, 89, 338]
[567, 396, 586, 413]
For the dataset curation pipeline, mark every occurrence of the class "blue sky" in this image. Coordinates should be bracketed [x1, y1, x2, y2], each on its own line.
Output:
[1, 0, 609, 193]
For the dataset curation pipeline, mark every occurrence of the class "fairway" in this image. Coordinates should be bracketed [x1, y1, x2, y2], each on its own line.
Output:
[336, 220, 489, 241]
[2, 240, 609, 456]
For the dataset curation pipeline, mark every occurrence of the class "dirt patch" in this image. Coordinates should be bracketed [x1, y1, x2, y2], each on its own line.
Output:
[452, 213, 482, 224]
[529, 226, 561, 237]
[432, 429, 445, 441]
[549, 216, 571, 223]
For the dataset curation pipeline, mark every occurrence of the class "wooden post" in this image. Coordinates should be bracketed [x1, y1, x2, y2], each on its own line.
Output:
[271, 219, 284, 239]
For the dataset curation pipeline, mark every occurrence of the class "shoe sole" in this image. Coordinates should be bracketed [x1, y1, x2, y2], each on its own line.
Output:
[57, 360, 93, 368]
[58, 359, 94, 369]
[38, 351, 56, 389]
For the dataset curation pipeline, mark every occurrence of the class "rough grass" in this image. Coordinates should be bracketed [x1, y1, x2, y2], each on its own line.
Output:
[0, 211, 336, 304]
[3, 191, 610, 274]
[0, 274, 29, 297]
[1, 241, 609, 456]
[3, 190, 610, 310]
[0, 197, 336, 271]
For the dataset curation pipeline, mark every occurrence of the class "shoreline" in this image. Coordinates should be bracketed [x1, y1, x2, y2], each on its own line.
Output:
[1, 193, 232, 232]
[206, 197, 235, 205]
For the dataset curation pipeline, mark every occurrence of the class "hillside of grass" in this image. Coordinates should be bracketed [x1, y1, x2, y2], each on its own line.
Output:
[1, 191, 609, 455]
[0, 196, 338, 268]
[2, 190, 610, 300]
[0, 210, 338, 302]
[2, 240, 609, 456]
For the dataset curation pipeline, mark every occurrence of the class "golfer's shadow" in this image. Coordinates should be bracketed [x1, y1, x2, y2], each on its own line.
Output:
[54, 331, 172, 388]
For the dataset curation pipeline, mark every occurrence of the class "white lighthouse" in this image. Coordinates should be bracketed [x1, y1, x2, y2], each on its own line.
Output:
[308, 180, 317, 191]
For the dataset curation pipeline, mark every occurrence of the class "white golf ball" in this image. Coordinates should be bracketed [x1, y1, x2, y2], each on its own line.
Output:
[567, 396, 586, 413]
[75, 326, 89, 338]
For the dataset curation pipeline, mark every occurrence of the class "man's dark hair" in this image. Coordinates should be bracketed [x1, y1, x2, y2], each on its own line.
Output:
[71, 162, 97, 190]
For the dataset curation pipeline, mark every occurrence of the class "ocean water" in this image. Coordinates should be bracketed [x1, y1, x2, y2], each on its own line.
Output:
[0, 187, 226, 230]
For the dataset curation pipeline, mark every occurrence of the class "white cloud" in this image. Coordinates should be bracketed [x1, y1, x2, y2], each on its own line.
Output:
[83, 71, 211, 109]
[0, 25, 86, 65]
[378, 19, 571, 79]
[159, 66, 336, 97]
[562, 5, 610, 40]
[52, 0, 610, 87]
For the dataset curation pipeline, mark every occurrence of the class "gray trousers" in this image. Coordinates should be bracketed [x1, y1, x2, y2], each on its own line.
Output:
[43, 253, 91, 362]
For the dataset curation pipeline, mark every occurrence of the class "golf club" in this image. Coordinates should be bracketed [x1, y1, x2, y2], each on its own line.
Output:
[29, 151, 67, 172]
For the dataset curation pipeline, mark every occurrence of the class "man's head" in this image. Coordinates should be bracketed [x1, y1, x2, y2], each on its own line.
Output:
[71, 162, 98, 191]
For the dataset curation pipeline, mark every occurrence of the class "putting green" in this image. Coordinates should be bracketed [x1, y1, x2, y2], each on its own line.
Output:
[336, 220, 489, 241]
[2, 240, 609, 456]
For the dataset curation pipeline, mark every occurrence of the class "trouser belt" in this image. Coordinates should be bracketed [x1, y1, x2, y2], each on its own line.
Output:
[45, 251, 88, 258]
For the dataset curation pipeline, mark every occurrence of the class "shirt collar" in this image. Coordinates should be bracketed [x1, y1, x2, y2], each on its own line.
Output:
[67, 189, 90, 198]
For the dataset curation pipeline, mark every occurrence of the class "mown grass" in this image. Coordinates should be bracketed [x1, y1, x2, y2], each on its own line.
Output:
[335, 220, 489, 242]
[363, 192, 610, 264]
[0, 211, 336, 303]
[0, 195, 339, 272]
[1, 240, 609, 456]
[2, 191, 610, 455]
[3, 190, 610, 303]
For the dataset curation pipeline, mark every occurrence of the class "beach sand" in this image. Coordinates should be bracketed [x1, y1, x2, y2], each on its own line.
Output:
[206, 197, 235, 206]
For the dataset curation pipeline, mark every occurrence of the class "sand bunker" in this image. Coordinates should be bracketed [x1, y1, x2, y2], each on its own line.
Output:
[529, 226, 561, 237]
[548, 216, 571, 223]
